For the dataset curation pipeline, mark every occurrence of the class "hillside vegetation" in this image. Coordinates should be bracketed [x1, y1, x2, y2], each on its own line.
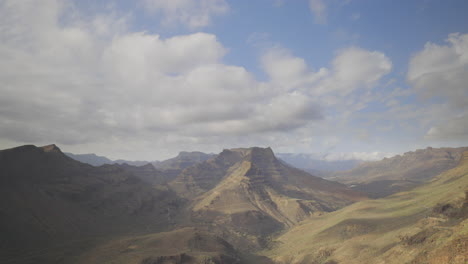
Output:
[263, 151, 468, 264]
[330, 147, 468, 197]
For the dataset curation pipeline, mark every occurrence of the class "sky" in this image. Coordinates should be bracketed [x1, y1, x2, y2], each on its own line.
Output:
[0, 0, 467, 161]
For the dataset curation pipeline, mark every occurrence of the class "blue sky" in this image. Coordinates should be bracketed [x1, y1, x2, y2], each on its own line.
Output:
[0, 0, 467, 160]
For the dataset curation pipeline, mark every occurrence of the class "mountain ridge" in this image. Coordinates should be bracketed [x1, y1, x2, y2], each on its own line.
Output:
[330, 146, 468, 198]
[0, 144, 183, 263]
[263, 150, 468, 264]
[169, 146, 366, 251]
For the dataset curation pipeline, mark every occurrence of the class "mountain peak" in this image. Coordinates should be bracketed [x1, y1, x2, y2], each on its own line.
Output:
[226, 146, 274, 157]
[41, 144, 62, 153]
[244, 147, 277, 164]
[250, 146, 274, 156]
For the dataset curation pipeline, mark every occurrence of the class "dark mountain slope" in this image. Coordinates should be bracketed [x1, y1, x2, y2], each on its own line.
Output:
[65, 152, 151, 167]
[64, 152, 114, 166]
[0, 145, 182, 264]
[114, 163, 167, 185]
[153, 151, 215, 181]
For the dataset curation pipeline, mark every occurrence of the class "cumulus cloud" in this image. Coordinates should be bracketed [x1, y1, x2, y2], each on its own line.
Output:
[0, 0, 327, 157]
[408, 33, 468, 108]
[260, 46, 328, 90]
[320, 47, 392, 95]
[0, 0, 395, 159]
[408, 33, 468, 140]
[261, 46, 392, 97]
[142, 0, 229, 29]
[425, 115, 468, 140]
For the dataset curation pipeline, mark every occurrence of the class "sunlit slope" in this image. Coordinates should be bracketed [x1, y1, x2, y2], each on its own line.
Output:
[168, 147, 366, 252]
[264, 151, 468, 264]
[185, 147, 365, 236]
[331, 146, 468, 198]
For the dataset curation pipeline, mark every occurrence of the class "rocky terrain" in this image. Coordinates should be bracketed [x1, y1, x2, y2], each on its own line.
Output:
[1, 144, 466, 264]
[330, 147, 468, 198]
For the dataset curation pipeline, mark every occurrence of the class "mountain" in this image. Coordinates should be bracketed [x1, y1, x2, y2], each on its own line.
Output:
[154, 151, 214, 170]
[2, 144, 465, 264]
[64, 152, 113, 166]
[170, 147, 366, 249]
[0, 144, 182, 264]
[65, 152, 151, 167]
[330, 146, 468, 198]
[75, 227, 245, 264]
[276, 153, 362, 175]
[153, 151, 215, 180]
[65, 151, 215, 180]
[262, 150, 468, 264]
[113, 163, 167, 185]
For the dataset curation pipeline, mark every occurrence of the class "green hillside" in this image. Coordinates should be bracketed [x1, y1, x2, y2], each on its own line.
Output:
[263, 151, 468, 264]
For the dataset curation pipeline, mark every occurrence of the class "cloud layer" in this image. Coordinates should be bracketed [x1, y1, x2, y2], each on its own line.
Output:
[5, 0, 453, 160]
[408, 33, 468, 140]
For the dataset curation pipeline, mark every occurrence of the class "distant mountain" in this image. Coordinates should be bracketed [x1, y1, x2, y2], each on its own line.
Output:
[277, 153, 363, 175]
[170, 147, 366, 249]
[0, 144, 182, 263]
[263, 150, 468, 264]
[154, 151, 215, 170]
[64, 152, 113, 166]
[113, 163, 167, 185]
[331, 146, 468, 198]
[112, 159, 152, 166]
[153, 151, 215, 180]
[64, 152, 151, 167]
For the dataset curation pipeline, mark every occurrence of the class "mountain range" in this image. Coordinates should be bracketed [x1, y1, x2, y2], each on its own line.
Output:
[1, 144, 467, 264]
[275, 153, 363, 176]
[329, 146, 468, 198]
[263, 150, 468, 264]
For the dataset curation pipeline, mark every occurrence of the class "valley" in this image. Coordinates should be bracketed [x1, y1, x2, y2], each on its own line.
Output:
[0, 144, 467, 264]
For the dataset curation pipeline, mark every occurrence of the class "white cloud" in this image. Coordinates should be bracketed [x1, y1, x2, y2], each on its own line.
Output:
[142, 0, 229, 29]
[309, 0, 327, 24]
[408, 33, 468, 140]
[0, 0, 396, 159]
[260, 46, 328, 89]
[408, 33, 468, 108]
[261, 46, 392, 97]
[320, 47, 392, 95]
[425, 115, 468, 140]
[0, 0, 326, 158]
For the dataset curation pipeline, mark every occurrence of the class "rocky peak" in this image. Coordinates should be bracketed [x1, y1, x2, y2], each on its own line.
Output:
[41, 144, 62, 153]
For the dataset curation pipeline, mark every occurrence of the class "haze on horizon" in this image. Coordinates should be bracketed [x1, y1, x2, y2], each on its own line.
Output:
[0, 0, 467, 160]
